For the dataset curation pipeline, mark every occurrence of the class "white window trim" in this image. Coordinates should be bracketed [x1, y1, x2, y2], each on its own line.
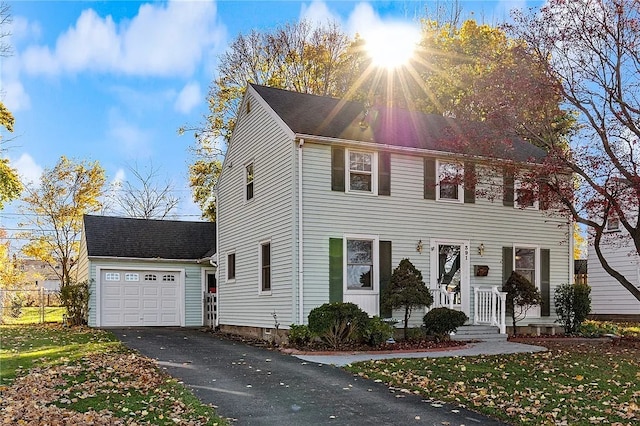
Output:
[514, 179, 539, 210]
[345, 149, 378, 195]
[435, 160, 464, 203]
[226, 251, 236, 283]
[244, 160, 255, 203]
[258, 239, 272, 295]
[512, 244, 541, 289]
[343, 234, 379, 295]
[605, 216, 620, 232]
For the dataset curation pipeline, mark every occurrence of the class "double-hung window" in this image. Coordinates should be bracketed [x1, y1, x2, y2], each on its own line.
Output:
[606, 215, 620, 232]
[514, 246, 538, 286]
[245, 162, 254, 201]
[347, 150, 376, 194]
[436, 160, 463, 202]
[515, 180, 539, 209]
[259, 241, 271, 293]
[345, 238, 376, 290]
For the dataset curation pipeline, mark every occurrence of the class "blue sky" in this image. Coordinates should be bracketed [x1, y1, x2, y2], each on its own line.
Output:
[1, 0, 537, 224]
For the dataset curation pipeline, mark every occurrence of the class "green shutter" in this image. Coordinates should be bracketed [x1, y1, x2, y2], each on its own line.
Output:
[378, 152, 391, 196]
[379, 241, 392, 318]
[540, 248, 551, 317]
[502, 246, 513, 285]
[424, 158, 436, 200]
[329, 238, 343, 303]
[464, 162, 476, 204]
[331, 146, 345, 192]
[503, 169, 514, 207]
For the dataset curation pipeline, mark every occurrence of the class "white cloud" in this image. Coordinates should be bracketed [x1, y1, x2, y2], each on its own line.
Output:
[112, 168, 126, 186]
[300, 1, 341, 27]
[21, 0, 225, 77]
[11, 153, 42, 185]
[2, 79, 31, 112]
[346, 3, 420, 53]
[174, 82, 202, 114]
[108, 109, 153, 159]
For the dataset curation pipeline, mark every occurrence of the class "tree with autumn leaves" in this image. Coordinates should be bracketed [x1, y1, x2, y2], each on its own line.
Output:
[20, 157, 106, 287]
[508, 0, 640, 301]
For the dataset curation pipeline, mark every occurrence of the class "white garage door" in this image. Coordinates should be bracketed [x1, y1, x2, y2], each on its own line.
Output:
[100, 270, 180, 326]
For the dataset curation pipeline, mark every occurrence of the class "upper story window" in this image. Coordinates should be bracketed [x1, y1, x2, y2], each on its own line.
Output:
[437, 160, 464, 202]
[245, 162, 254, 201]
[606, 215, 620, 232]
[348, 150, 375, 193]
[515, 180, 539, 210]
[227, 252, 236, 281]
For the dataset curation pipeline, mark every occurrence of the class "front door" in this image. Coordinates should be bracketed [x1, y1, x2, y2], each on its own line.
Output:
[431, 240, 470, 317]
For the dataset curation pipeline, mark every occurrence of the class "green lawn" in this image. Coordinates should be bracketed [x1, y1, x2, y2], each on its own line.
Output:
[0, 324, 227, 425]
[346, 339, 640, 425]
[1, 306, 65, 325]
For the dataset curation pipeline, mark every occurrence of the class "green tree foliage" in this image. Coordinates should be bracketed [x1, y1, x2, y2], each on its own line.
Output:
[382, 258, 433, 339]
[502, 271, 542, 334]
[60, 280, 89, 326]
[554, 283, 591, 335]
[20, 156, 106, 287]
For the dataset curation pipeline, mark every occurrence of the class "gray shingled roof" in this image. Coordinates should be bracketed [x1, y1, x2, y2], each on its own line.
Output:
[83, 215, 216, 260]
[251, 84, 547, 163]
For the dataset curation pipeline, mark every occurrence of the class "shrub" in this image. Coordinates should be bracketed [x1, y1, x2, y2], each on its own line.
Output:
[60, 281, 90, 326]
[423, 307, 468, 341]
[578, 320, 619, 337]
[404, 327, 426, 341]
[381, 258, 433, 339]
[554, 282, 591, 334]
[287, 324, 312, 347]
[502, 271, 542, 334]
[307, 302, 370, 348]
[361, 316, 395, 346]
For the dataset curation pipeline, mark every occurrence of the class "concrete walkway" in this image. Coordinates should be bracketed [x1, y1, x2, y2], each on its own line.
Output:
[294, 340, 547, 366]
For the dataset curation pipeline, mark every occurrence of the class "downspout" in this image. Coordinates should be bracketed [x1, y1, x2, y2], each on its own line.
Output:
[215, 185, 220, 328]
[569, 219, 575, 284]
[298, 138, 305, 324]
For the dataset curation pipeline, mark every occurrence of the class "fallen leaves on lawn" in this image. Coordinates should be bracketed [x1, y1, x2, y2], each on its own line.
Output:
[1, 350, 214, 425]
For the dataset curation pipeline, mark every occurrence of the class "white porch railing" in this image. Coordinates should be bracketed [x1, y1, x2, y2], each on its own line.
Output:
[430, 285, 455, 309]
[473, 286, 506, 334]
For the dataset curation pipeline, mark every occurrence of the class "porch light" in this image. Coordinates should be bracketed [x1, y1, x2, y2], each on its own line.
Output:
[416, 240, 423, 253]
[478, 243, 485, 256]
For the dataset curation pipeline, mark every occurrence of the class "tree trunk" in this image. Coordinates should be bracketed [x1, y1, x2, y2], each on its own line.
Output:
[403, 308, 410, 340]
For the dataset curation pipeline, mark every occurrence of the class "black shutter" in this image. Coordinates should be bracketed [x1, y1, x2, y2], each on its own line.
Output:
[329, 238, 343, 303]
[503, 169, 515, 207]
[424, 158, 436, 200]
[379, 241, 392, 318]
[378, 152, 391, 196]
[540, 249, 551, 317]
[539, 180, 550, 211]
[464, 162, 476, 204]
[502, 246, 513, 286]
[331, 147, 345, 192]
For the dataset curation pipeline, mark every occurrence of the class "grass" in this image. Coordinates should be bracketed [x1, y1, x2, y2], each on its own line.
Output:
[345, 339, 640, 425]
[2, 306, 65, 325]
[0, 324, 227, 425]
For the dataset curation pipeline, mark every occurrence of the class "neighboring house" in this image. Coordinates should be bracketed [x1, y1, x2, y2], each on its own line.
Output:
[215, 84, 574, 338]
[78, 215, 216, 327]
[19, 258, 62, 291]
[588, 221, 640, 321]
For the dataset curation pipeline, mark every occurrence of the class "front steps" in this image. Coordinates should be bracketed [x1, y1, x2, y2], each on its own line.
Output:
[451, 325, 508, 342]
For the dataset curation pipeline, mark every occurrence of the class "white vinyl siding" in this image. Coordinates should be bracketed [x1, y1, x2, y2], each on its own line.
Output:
[216, 89, 295, 329]
[300, 143, 571, 325]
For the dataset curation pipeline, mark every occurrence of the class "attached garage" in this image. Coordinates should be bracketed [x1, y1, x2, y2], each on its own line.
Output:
[99, 269, 182, 327]
[78, 215, 217, 328]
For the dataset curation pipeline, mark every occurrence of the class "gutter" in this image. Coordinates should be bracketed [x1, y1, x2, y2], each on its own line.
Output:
[298, 138, 305, 325]
[87, 256, 202, 264]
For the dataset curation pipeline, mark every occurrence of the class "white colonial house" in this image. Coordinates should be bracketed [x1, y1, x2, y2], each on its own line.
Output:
[588, 217, 640, 321]
[215, 84, 574, 339]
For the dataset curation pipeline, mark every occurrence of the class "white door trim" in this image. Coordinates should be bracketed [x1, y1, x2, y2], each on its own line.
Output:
[429, 239, 471, 318]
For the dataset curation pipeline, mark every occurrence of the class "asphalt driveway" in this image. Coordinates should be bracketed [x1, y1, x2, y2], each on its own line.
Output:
[112, 327, 509, 426]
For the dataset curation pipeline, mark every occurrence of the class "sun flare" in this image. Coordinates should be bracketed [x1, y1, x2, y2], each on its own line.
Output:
[363, 23, 420, 69]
